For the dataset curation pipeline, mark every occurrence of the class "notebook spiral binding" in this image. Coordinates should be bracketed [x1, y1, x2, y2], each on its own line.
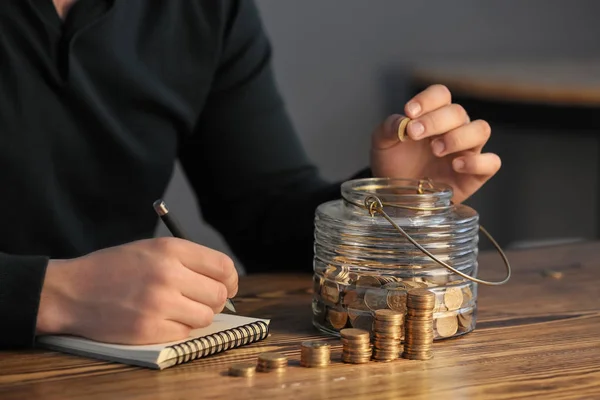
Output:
[167, 320, 270, 366]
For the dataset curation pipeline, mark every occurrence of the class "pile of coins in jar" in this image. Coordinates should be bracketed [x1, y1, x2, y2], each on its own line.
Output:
[312, 263, 475, 340]
[228, 288, 440, 377]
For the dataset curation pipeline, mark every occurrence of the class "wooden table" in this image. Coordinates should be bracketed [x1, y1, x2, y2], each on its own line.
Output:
[2, 241, 600, 399]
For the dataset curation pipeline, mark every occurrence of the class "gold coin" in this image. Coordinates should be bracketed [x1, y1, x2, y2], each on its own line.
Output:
[386, 288, 408, 313]
[321, 280, 340, 304]
[258, 352, 287, 363]
[364, 288, 389, 311]
[228, 363, 256, 377]
[301, 341, 330, 350]
[403, 281, 428, 289]
[341, 288, 359, 306]
[435, 315, 459, 338]
[374, 309, 404, 321]
[542, 269, 564, 279]
[356, 275, 382, 288]
[398, 117, 410, 141]
[340, 328, 371, 340]
[458, 311, 473, 328]
[347, 301, 370, 321]
[443, 287, 464, 311]
[461, 286, 473, 307]
[327, 309, 348, 330]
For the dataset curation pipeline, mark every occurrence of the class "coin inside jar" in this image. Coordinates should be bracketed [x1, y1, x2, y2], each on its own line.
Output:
[327, 309, 348, 330]
[435, 315, 459, 338]
[443, 287, 464, 311]
[364, 288, 389, 311]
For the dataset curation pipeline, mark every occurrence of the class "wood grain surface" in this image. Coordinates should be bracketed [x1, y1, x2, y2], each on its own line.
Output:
[411, 59, 600, 106]
[1, 241, 600, 399]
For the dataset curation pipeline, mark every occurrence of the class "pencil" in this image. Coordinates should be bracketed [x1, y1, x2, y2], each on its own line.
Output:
[153, 199, 237, 314]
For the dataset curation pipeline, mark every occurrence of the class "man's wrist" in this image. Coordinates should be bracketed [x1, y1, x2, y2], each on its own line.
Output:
[36, 260, 74, 336]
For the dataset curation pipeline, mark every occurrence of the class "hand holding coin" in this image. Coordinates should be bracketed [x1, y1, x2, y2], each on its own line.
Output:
[369, 84, 501, 204]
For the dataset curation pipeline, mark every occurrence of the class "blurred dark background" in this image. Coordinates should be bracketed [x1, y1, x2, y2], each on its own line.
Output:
[158, 0, 600, 273]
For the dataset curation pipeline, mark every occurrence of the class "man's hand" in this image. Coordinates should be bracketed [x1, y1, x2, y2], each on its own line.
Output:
[36, 238, 239, 345]
[370, 84, 501, 204]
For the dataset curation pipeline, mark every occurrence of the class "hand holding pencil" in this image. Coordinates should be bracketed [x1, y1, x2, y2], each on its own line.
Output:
[153, 199, 237, 314]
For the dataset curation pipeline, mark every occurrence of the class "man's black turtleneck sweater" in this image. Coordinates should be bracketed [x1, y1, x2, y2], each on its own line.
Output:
[0, 0, 369, 348]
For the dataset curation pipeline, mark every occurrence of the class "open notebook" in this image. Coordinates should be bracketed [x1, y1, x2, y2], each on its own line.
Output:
[36, 313, 270, 370]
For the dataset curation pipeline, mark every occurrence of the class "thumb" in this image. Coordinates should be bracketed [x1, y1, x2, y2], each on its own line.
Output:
[372, 114, 410, 151]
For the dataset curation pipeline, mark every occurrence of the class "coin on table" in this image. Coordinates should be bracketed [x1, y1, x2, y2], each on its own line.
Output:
[257, 352, 288, 372]
[228, 363, 256, 377]
[300, 341, 331, 368]
[340, 328, 371, 341]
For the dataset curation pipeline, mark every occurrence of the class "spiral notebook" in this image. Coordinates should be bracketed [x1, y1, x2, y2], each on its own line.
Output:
[36, 313, 270, 370]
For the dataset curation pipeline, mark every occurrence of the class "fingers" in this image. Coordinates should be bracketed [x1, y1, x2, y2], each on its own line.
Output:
[453, 153, 501, 177]
[405, 84, 452, 119]
[156, 238, 238, 298]
[407, 103, 469, 140]
[430, 119, 491, 157]
[169, 297, 216, 329]
[178, 266, 229, 314]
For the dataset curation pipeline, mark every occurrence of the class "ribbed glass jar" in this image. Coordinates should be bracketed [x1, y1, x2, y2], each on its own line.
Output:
[312, 178, 479, 340]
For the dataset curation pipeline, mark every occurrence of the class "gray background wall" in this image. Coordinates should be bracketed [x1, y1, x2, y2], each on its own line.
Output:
[157, 0, 600, 273]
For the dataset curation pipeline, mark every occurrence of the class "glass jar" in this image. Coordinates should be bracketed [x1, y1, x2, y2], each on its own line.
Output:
[312, 177, 483, 341]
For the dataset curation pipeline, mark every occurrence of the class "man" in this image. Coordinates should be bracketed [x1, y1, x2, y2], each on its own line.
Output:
[0, 0, 500, 348]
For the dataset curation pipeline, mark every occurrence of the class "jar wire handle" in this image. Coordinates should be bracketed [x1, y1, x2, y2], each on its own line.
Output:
[362, 194, 512, 286]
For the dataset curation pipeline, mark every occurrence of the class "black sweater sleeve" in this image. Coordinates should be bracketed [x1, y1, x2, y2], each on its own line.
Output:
[0, 253, 48, 348]
[178, 0, 371, 273]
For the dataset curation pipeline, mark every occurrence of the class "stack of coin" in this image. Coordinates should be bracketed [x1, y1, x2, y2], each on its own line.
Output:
[402, 288, 435, 360]
[256, 352, 288, 372]
[340, 328, 372, 364]
[300, 341, 331, 368]
[372, 309, 403, 362]
[228, 363, 256, 377]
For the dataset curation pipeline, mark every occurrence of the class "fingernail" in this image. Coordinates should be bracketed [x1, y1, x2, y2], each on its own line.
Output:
[406, 102, 421, 117]
[409, 121, 425, 138]
[453, 158, 465, 171]
[432, 139, 445, 155]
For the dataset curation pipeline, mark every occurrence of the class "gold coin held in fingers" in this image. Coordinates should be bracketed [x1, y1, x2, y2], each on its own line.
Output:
[398, 117, 411, 142]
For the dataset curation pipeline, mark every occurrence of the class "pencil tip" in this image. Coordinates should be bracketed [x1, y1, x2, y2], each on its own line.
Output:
[226, 299, 237, 313]
[153, 199, 169, 216]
